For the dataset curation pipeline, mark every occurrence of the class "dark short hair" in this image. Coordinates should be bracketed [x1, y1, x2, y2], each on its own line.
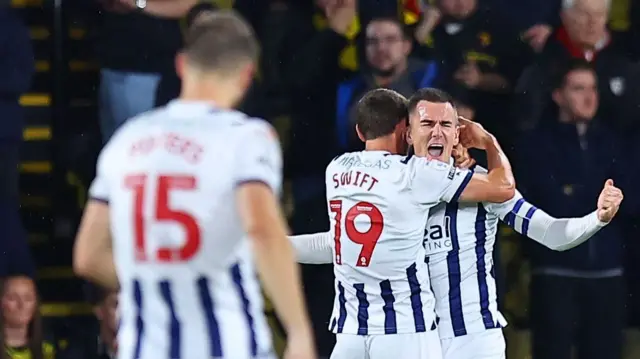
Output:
[552, 59, 595, 90]
[355, 89, 408, 140]
[366, 16, 409, 40]
[407, 88, 456, 115]
[183, 10, 259, 73]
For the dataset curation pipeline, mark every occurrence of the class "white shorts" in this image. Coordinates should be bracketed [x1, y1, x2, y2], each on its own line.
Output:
[330, 330, 442, 359]
[440, 328, 505, 359]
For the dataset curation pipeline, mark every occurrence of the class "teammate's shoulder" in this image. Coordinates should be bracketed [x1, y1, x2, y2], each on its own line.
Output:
[235, 116, 279, 140]
[407, 156, 452, 172]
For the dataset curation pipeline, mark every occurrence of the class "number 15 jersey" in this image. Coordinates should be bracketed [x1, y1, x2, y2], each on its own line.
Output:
[325, 151, 472, 335]
[89, 101, 280, 359]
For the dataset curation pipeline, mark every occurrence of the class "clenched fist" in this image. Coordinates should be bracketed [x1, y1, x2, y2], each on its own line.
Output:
[596, 179, 624, 223]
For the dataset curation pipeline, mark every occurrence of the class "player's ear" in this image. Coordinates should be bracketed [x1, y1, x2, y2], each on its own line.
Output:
[453, 124, 460, 146]
[355, 124, 366, 143]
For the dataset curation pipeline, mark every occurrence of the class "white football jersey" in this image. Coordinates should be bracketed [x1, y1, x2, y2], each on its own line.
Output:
[425, 166, 537, 339]
[325, 151, 473, 335]
[89, 101, 279, 359]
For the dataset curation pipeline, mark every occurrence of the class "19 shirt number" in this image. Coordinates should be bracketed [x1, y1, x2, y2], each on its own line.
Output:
[329, 200, 384, 267]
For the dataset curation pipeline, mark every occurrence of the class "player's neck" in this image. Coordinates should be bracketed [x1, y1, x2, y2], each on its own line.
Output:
[179, 77, 238, 109]
[365, 137, 397, 154]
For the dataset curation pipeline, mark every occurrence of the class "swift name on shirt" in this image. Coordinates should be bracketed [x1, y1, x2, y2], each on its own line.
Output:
[332, 170, 379, 191]
[129, 133, 204, 164]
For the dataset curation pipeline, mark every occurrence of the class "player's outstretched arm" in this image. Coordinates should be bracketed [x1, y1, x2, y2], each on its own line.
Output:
[288, 232, 333, 264]
[488, 181, 624, 251]
[73, 200, 119, 291]
[457, 118, 515, 203]
[237, 184, 315, 352]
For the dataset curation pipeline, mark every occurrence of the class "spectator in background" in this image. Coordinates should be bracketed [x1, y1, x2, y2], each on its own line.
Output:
[414, 0, 528, 146]
[516, 60, 625, 359]
[59, 284, 117, 359]
[514, 0, 640, 133]
[0, 276, 53, 359]
[154, 2, 219, 108]
[336, 15, 444, 152]
[95, 0, 190, 142]
[0, 8, 36, 279]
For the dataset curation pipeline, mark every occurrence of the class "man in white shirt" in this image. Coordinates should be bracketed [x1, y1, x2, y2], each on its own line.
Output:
[315, 88, 519, 359]
[289, 88, 623, 359]
[73, 11, 316, 359]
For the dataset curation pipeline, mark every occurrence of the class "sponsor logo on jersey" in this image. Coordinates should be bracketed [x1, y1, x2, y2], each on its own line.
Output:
[447, 165, 455, 180]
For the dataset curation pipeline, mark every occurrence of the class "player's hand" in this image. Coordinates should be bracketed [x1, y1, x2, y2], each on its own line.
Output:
[452, 144, 476, 169]
[458, 117, 493, 150]
[284, 330, 317, 359]
[596, 179, 624, 223]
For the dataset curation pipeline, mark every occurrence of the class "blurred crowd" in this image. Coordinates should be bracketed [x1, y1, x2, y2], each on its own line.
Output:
[1, 0, 640, 358]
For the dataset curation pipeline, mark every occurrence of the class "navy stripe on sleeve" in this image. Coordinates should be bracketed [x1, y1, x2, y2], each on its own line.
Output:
[504, 198, 525, 227]
[521, 206, 538, 236]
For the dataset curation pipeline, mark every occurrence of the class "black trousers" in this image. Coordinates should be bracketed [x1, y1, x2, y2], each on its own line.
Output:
[530, 274, 625, 359]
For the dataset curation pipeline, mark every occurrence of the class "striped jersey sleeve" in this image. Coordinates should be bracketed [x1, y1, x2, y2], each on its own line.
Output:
[483, 190, 538, 237]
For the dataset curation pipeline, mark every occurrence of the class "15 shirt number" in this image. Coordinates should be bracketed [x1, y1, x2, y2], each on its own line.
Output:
[329, 200, 384, 267]
[125, 174, 201, 262]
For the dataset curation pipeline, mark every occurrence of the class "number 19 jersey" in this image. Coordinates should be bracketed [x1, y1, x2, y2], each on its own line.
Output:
[325, 151, 473, 335]
[89, 101, 280, 359]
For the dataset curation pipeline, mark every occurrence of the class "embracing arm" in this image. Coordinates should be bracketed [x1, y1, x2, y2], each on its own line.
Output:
[288, 232, 333, 264]
[488, 194, 608, 251]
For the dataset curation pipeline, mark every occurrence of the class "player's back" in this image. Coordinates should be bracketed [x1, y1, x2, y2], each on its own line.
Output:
[325, 151, 470, 335]
[95, 101, 277, 359]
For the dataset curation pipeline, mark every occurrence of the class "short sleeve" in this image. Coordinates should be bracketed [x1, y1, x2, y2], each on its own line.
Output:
[234, 122, 283, 194]
[410, 157, 473, 205]
[88, 147, 111, 203]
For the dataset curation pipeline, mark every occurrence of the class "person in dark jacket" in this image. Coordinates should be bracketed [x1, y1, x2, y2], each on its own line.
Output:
[58, 284, 117, 359]
[513, 0, 640, 133]
[336, 16, 445, 152]
[0, 9, 36, 278]
[516, 59, 633, 359]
